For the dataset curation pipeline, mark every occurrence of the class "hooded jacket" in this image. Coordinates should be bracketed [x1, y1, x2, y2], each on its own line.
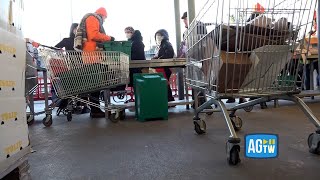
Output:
[153, 29, 175, 81]
[129, 30, 146, 60]
[82, 8, 111, 52]
[127, 30, 145, 87]
[154, 29, 174, 59]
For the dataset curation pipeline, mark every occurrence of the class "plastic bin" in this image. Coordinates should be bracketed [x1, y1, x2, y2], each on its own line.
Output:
[134, 73, 168, 122]
[104, 41, 132, 59]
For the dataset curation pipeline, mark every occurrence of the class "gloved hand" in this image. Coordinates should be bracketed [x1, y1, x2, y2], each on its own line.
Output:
[110, 36, 115, 41]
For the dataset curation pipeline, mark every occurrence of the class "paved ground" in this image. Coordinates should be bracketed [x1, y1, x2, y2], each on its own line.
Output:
[28, 99, 320, 180]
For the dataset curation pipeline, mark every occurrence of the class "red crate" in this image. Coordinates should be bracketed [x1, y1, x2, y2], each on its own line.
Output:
[34, 76, 52, 101]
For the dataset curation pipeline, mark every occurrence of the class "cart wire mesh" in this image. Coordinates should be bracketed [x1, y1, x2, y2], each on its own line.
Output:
[40, 49, 129, 98]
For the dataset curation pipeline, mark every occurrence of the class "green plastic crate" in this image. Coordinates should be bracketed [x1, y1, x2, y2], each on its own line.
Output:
[103, 41, 132, 59]
[277, 75, 295, 87]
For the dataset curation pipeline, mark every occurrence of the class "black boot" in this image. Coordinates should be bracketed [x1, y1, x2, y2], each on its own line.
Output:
[260, 102, 268, 109]
[226, 98, 236, 103]
[239, 98, 247, 104]
[90, 109, 105, 118]
[81, 106, 91, 114]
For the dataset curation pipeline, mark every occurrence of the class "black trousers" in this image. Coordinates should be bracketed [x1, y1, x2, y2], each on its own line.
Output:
[165, 69, 175, 102]
[89, 91, 101, 113]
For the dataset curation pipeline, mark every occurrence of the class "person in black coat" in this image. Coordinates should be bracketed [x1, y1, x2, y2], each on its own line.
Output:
[153, 29, 175, 102]
[55, 23, 79, 50]
[53, 23, 91, 114]
[125, 27, 146, 87]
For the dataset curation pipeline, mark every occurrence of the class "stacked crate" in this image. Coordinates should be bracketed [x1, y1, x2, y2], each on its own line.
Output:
[0, 0, 30, 179]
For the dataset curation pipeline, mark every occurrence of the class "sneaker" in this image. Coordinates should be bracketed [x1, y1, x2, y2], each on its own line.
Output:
[226, 98, 236, 103]
[90, 111, 105, 118]
[239, 98, 247, 104]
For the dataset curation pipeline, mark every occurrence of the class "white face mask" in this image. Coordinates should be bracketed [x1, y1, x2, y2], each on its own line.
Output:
[156, 35, 163, 45]
[125, 33, 132, 39]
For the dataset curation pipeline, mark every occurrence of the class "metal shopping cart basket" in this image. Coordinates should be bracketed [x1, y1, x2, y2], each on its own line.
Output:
[40, 48, 130, 123]
[186, 0, 320, 165]
[25, 42, 53, 127]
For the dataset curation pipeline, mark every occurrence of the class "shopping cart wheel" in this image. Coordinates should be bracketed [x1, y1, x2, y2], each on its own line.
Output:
[194, 120, 206, 135]
[27, 115, 34, 126]
[42, 115, 53, 127]
[67, 112, 72, 122]
[230, 116, 242, 131]
[226, 142, 241, 166]
[307, 133, 320, 154]
[243, 106, 253, 112]
[117, 92, 126, 100]
[108, 112, 120, 123]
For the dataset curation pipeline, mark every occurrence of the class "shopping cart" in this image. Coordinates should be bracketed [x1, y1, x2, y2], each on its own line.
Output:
[186, 0, 320, 165]
[40, 48, 130, 123]
[25, 42, 53, 127]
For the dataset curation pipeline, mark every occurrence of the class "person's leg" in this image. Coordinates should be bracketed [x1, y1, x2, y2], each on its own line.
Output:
[305, 64, 311, 90]
[167, 84, 175, 102]
[80, 97, 90, 114]
[165, 69, 175, 102]
[191, 88, 196, 109]
[314, 61, 319, 87]
[89, 91, 104, 118]
[166, 80, 175, 102]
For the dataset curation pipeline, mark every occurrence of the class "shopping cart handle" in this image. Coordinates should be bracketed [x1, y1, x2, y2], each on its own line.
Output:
[37, 67, 47, 72]
[40, 44, 62, 50]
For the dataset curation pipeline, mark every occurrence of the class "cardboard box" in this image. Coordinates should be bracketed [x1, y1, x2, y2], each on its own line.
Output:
[0, 124, 29, 162]
[0, 97, 26, 128]
[0, 28, 26, 70]
[0, 0, 23, 37]
[187, 35, 252, 93]
[213, 51, 252, 93]
[0, 97, 28, 162]
[240, 45, 292, 91]
[0, 28, 26, 98]
[0, 65, 25, 98]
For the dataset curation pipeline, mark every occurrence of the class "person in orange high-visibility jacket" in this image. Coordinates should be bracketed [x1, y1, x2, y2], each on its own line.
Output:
[79, 7, 115, 118]
[83, 7, 114, 52]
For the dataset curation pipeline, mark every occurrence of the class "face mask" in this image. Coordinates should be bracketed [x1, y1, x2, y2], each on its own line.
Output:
[126, 33, 132, 39]
[156, 35, 163, 45]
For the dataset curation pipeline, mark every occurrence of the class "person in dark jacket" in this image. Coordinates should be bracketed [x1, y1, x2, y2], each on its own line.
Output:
[55, 23, 79, 50]
[124, 27, 146, 87]
[153, 29, 175, 102]
[54, 23, 90, 114]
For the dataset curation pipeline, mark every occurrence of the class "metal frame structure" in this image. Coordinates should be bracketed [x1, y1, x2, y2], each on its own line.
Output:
[25, 48, 53, 127]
